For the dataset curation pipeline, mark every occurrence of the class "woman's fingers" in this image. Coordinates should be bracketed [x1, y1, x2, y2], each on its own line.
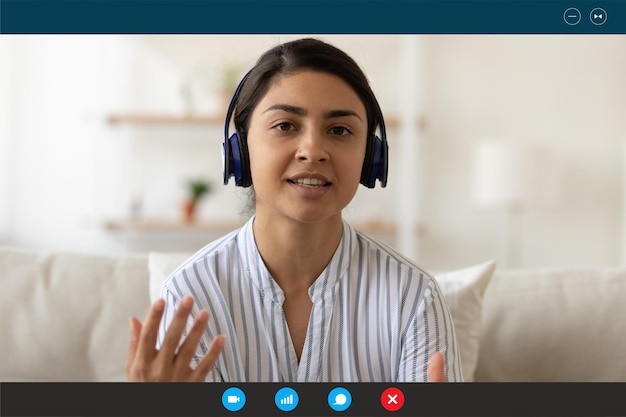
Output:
[135, 298, 166, 360]
[126, 299, 168, 381]
[427, 351, 446, 382]
[174, 308, 225, 381]
[126, 297, 224, 382]
[193, 334, 226, 381]
[175, 309, 209, 361]
[159, 296, 195, 359]
[125, 316, 142, 375]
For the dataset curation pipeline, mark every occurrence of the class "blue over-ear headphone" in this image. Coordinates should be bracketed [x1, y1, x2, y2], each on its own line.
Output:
[223, 70, 389, 188]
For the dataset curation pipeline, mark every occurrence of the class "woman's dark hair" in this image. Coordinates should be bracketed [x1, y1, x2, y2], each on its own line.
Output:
[233, 38, 381, 140]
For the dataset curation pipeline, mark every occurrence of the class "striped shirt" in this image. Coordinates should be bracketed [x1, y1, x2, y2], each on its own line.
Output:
[157, 216, 463, 382]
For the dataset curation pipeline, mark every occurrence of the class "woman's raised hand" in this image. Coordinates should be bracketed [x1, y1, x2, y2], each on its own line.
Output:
[126, 296, 225, 382]
[427, 351, 447, 382]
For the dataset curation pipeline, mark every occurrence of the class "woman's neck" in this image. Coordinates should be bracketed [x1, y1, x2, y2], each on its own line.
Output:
[252, 211, 344, 293]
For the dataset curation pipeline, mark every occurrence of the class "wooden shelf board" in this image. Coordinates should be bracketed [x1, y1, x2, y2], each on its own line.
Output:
[104, 218, 399, 235]
[104, 218, 244, 232]
[107, 113, 225, 126]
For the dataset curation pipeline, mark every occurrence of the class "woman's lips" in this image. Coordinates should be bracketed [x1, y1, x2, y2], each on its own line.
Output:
[287, 178, 331, 197]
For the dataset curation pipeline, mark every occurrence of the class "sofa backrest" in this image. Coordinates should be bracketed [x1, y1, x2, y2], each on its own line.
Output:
[0, 246, 151, 382]
[2, 244, 625, 382]
[475, 266, 626, 382]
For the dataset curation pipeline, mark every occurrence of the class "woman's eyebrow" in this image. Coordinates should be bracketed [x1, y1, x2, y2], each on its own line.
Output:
[262, 104, 306, 116]
[325, 109, 362, 121]
[262, 105, 362, 122]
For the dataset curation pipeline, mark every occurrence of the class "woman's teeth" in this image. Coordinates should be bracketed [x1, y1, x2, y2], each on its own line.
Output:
[292, 178, 326, 187]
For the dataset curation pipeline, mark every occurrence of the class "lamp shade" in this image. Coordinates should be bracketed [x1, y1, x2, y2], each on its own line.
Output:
[472, 141, 560, 209]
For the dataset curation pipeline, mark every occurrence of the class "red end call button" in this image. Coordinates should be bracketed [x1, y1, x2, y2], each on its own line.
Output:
[380, 387, 405, 412]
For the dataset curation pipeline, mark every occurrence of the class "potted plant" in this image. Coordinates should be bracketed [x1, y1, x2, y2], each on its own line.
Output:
[182, 178, 212, 223]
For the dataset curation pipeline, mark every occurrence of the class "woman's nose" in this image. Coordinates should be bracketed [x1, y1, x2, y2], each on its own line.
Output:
[295, 131, 329, 162]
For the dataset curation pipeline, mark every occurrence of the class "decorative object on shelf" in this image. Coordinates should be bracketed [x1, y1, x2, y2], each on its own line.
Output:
[179, 66, 216, 116]
[182, 178, 213, 223]
[179, 75, 196, 116]
[217, 63, 244, 115]
[129, 192, 143, 220]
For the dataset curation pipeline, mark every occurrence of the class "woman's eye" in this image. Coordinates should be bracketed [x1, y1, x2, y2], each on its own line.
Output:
[275, 122, 295, 132]
[329, 126, 351, 136]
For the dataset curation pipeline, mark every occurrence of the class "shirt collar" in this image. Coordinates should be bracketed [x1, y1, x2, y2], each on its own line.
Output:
[236, 216, 356, 303]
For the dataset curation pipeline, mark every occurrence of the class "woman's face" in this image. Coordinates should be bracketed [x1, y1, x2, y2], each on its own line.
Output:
[247, 70, 368, 225]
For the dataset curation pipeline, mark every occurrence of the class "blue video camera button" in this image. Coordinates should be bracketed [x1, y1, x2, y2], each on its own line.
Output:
[222, 387, 246, 412]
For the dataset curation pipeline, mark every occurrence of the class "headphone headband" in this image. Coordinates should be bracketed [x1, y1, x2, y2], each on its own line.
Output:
[223, 68, 254, 150]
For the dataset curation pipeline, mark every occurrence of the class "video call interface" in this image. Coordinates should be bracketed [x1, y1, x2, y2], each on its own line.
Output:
[1, 1, 626, 417]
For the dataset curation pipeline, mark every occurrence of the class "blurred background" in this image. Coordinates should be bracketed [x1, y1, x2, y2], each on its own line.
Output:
[1, 34, 625, 271]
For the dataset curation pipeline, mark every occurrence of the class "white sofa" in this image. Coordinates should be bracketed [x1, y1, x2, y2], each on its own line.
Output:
[1, 245, 625, 382]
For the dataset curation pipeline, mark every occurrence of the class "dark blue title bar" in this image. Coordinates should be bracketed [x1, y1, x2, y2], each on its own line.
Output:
[0, 0, 625, 34]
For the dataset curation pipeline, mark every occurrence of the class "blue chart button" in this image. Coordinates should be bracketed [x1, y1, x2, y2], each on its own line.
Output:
[222, 387, 246, 412]
[563, 7, 581, 25]
[275, 387, 299, 412]
[328, 387, 352, 412]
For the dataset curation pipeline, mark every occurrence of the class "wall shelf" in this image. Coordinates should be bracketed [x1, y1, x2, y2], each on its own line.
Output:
[104, 218, 399, 235]
[104, 218, 244, 233]
[107, 113, 225, 126]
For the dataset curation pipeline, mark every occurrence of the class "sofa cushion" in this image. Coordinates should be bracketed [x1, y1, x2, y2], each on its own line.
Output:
[148, 252, 190, 303]
[475, 266, 626, 382]
[149, 252, 495, 382]
[433, 260, 495, 382]
[0, 246, 151, 382]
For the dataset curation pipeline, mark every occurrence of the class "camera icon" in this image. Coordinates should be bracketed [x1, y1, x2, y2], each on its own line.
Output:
[222, 387, 246, 412]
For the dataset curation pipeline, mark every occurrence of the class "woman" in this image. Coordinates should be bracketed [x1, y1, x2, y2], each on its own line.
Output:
[126, 37, 462, 383]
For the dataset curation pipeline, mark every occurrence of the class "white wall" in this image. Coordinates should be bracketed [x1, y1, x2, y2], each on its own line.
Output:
[0, 38, 14, 244]
[2, 36, 131, 253]
[419, 35, 626, 269]
[2, 35, 625, 268]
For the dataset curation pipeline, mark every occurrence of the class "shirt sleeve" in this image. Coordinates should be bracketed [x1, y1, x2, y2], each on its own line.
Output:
[398, 278, 464, 382]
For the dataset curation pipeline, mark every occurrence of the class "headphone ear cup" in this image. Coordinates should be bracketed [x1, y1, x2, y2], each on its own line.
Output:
[222, 68, 254, 187]
[223, 133, 234, 185]
[374, 134, 388, 188]
[360, 134, 388, 188]
[360, 135, 375, 188]
[236, 132, 252, 187]
[223, 132, 252, 187]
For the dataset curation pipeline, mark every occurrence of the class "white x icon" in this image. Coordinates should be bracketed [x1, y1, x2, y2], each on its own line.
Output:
[387, 394, 398, 404]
